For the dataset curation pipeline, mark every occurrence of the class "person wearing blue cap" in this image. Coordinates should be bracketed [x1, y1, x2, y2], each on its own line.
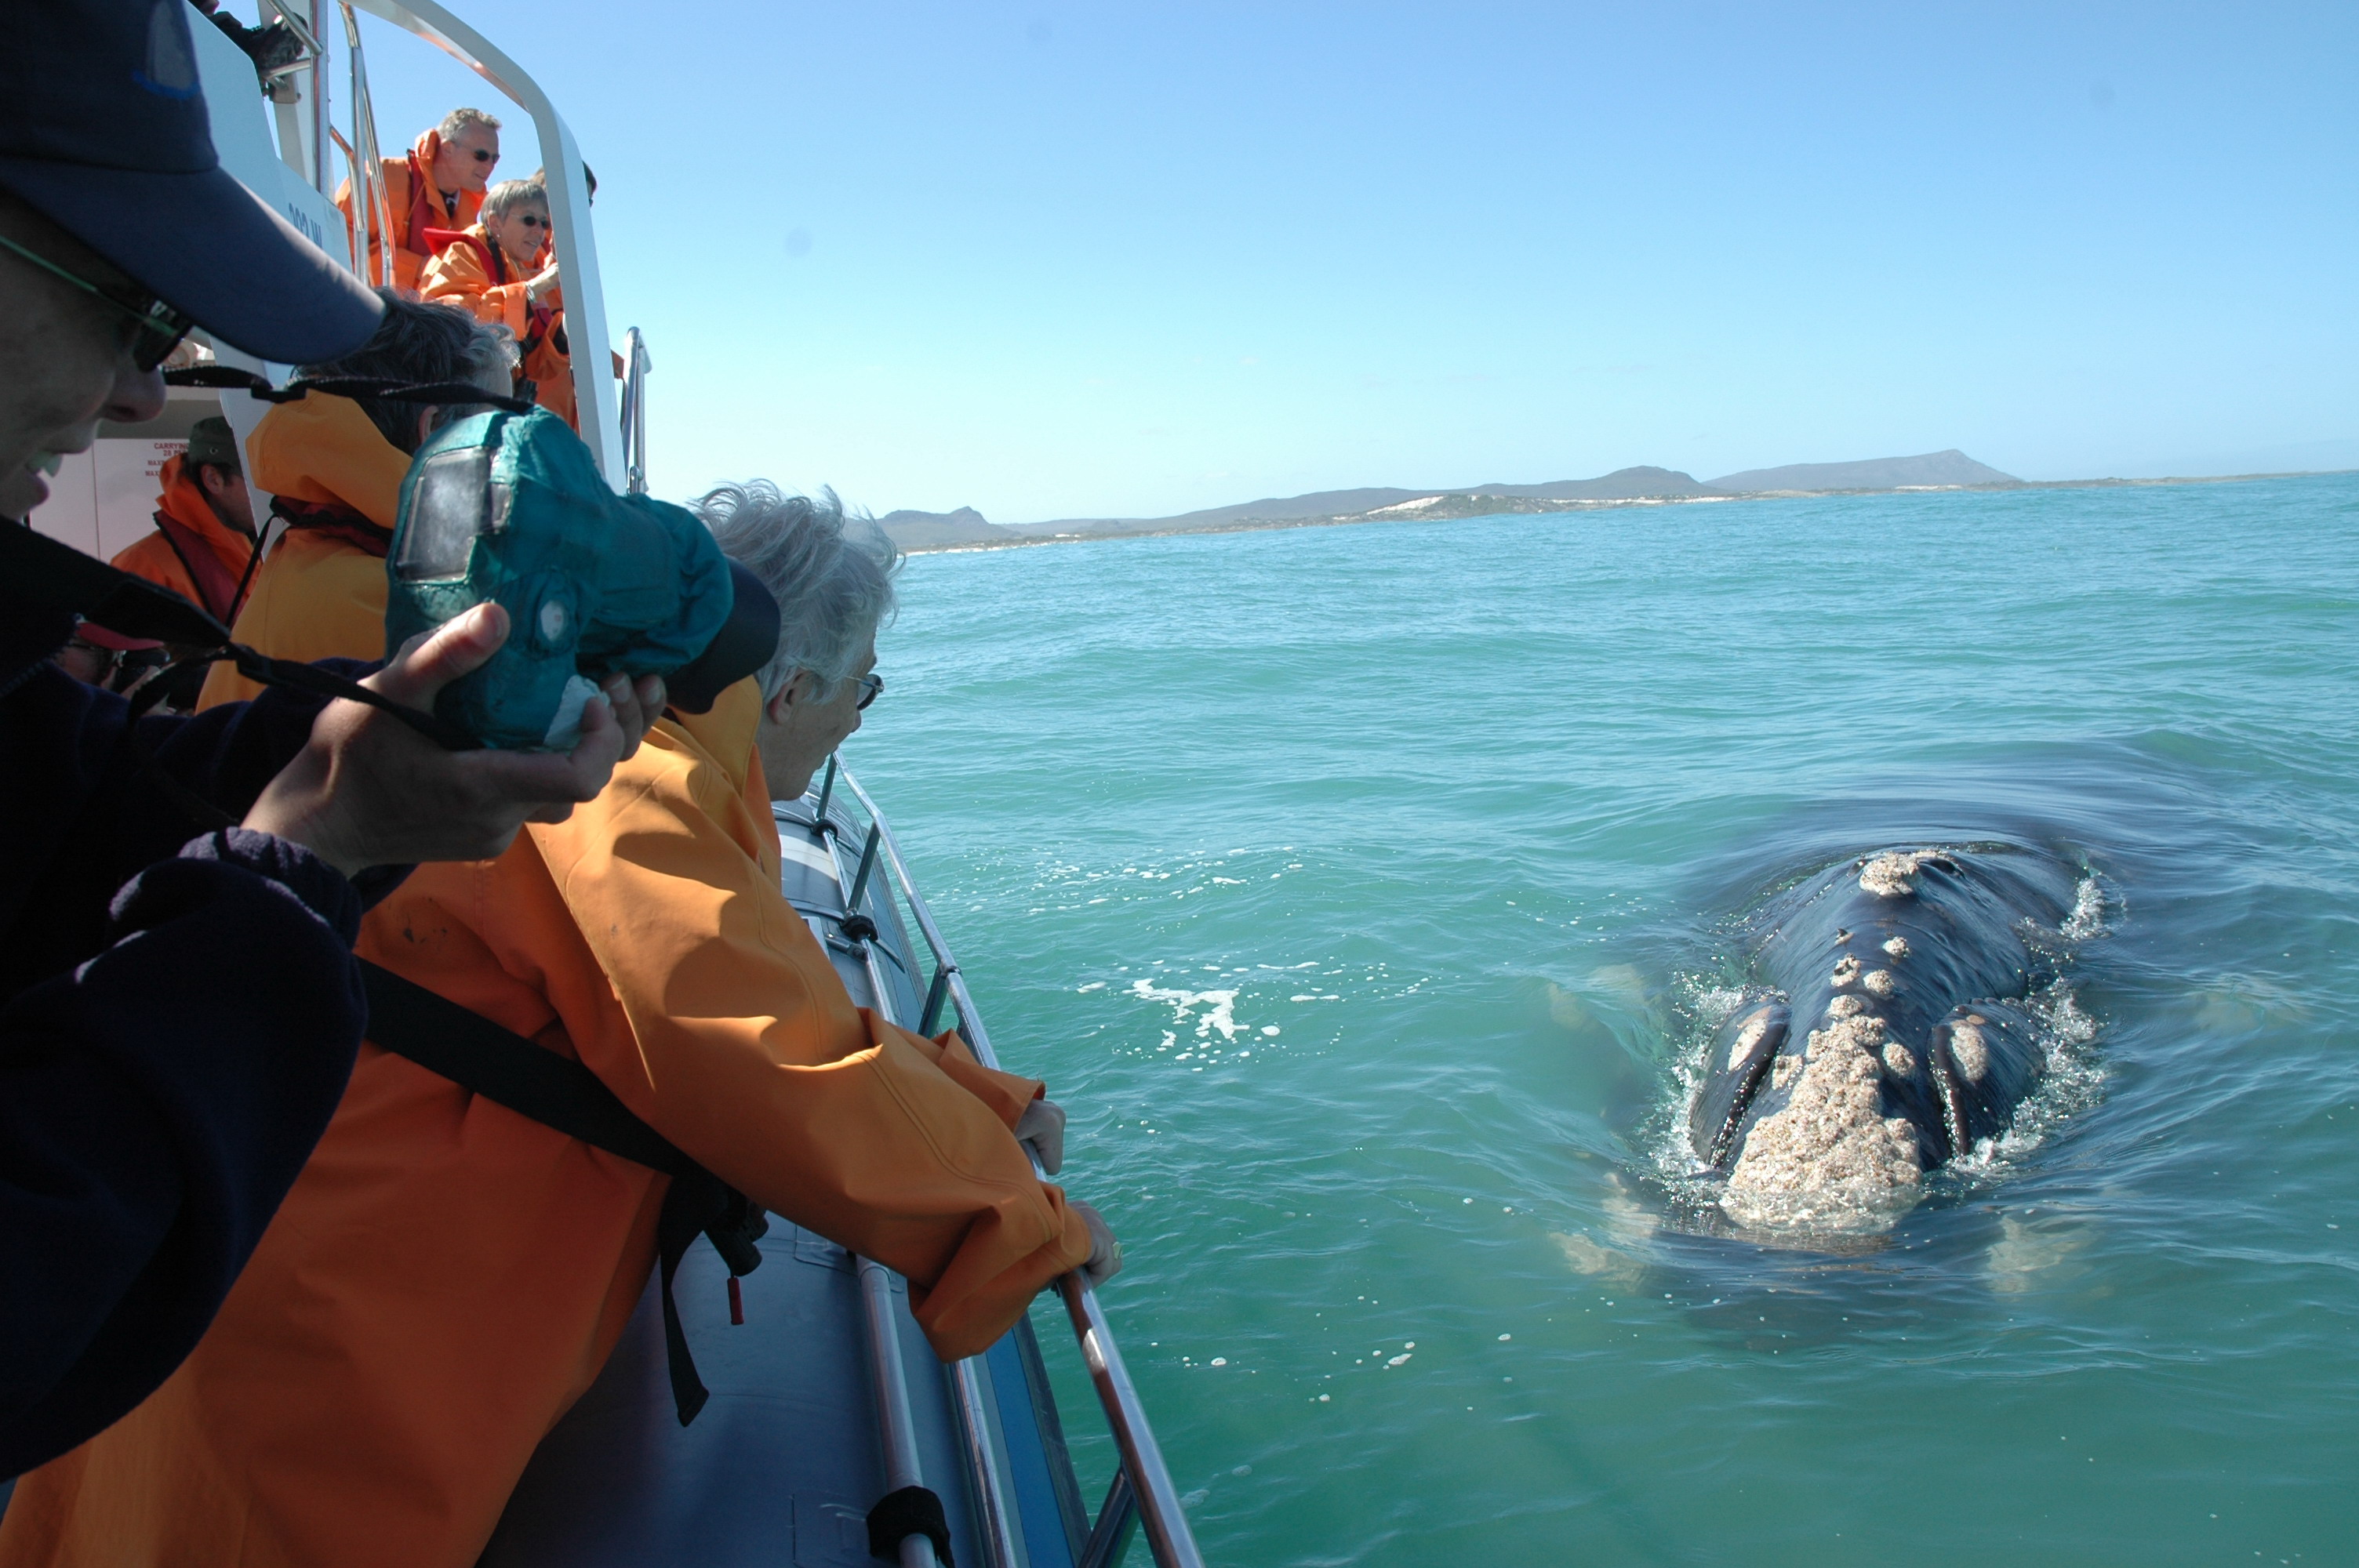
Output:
[0, 0, 666, 1482]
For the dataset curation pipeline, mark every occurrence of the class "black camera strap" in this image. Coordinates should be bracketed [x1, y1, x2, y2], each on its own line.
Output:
[356, 960, 765, 1426]
[163, 364, 539, 416]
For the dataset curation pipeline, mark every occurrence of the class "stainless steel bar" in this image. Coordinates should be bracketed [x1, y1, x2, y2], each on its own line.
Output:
[949, 1357, 1023, 1568]
[1078, 1468, 1139, 1568]
[619, 327, 649, 493]
[323, 126, 365, 275]
[844, 824, 883, 917]
[810, 755, 838, 835]
[831, 767, 1208, 1568]
[334, 4, 395, 292]
[858, 1257, 942, 1568]
[918, 964, 954, 1037]
[1058, 1279, 1198, 1568]
[306, 0, 328, 192]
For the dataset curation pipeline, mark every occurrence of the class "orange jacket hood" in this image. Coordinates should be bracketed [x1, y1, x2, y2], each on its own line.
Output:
[245, 394, 409, 529]
[108, 455, 254, 621]
[193, 400, 407, 706]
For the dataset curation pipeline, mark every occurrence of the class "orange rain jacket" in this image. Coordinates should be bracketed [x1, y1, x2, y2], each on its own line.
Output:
[417, 223, 580, 430]
[194, 394, 408, 708]
[334, 129, 486, 294]
[108, 454, 256, 624]
[0, 679, 1091, 1568]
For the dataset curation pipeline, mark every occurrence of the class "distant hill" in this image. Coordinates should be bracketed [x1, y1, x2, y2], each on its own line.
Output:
[1708, 449, 2018, 492]
[876, 452, 2030, 553]
[1465, 466, 1718, 500]
[876, 506, 1008, 550]
[1021, 466, 1717, 538]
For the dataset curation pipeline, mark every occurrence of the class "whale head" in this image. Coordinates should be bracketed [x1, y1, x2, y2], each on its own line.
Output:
[1688, 845, 2075, 1234]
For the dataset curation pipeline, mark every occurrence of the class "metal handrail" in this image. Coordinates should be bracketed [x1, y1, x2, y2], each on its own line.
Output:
[333, 3, 397, 291]
[258, 0, 331, 189]
[619, 328, 651, 494]
[829, 764, 1208, 1568]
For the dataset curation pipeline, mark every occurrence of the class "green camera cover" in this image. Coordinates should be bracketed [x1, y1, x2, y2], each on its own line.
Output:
[383, 408, 733, 750]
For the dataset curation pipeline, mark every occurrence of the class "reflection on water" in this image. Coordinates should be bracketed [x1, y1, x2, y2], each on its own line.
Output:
[860, 474, 2359, 1564]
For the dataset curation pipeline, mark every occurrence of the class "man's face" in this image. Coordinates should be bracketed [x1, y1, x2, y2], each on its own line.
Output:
[434, 123, 500, 195]
[484, 200, 549, 271]
[197, 463, 255, 535]
[0, 196, 167, 521]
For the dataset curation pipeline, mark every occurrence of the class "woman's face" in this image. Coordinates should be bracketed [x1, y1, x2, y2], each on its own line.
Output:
[484, 200, 549, 271]
[754, 633, 878, 801]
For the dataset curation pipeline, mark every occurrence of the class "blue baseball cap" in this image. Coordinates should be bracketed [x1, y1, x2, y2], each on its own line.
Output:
[0, 0, 382, 364]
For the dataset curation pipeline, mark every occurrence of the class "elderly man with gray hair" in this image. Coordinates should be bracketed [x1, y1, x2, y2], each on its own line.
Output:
[6, 478, 1119, 1563]
[335, 105, 505, 292]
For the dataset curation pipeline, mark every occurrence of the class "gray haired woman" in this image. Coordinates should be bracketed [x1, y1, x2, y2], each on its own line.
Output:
[692, 480, 896, 800]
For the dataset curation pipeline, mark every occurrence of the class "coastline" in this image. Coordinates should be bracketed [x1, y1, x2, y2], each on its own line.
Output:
[897, 469, 2346, 556]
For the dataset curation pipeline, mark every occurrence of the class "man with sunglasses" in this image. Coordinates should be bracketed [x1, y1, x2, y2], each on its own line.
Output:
[0, 0, 660, 1481]
[336, 106, 503, 293]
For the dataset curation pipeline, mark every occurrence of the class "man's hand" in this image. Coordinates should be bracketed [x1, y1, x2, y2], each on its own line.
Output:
[240, 603, 662, 876]
[1070, 1201, 1121, 1289]
[1014, 1095, 1066, 1175]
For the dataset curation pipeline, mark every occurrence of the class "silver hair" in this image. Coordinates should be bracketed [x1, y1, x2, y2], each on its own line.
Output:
[481, 180, 543, 221]
[302, 289, 515, 454]
[437, 107, 502, 141]
[692, 481, 899, 702]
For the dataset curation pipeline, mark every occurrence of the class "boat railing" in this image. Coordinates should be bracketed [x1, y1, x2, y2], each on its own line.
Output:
[618, 327, 651, 494]
[801, 756, 1208, 1568]
[326, 2, 397, 290]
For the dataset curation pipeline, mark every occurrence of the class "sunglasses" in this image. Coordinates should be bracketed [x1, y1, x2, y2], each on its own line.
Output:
[854, 672, 885, 711]
[517, 213, 549, 229]
[0, 233, 195, 372]
[470, 147, 498, 164]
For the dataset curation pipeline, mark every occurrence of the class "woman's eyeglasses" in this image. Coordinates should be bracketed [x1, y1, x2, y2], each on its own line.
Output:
[0, 233, 195, 372]
[854, 672, 885, 711]
[517, 213, 548, 229]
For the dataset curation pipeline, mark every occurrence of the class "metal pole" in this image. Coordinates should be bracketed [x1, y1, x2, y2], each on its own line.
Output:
[1078, 1468, 1140, 1568]
[620, 327, 650, 495]
[949, 1358, 1023, 1568]
[844, 824, 883, 917]
[809, 754, 838, 836]
[1060, 1277, 1201, 1568]
[857, 1257, 941, 1568]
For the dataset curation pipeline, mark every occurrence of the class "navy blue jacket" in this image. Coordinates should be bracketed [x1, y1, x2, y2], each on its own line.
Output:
[1, 607, 387, 1479]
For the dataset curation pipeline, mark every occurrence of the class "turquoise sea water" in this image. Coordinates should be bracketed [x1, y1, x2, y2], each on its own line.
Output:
[851, 474, 2359, 1566]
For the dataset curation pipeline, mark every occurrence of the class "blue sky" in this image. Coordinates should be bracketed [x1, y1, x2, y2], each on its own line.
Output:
[341, 2, 2356, 521]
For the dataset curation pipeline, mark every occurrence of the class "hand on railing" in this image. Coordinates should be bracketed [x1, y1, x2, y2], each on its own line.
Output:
[1070, 1201, 1123, 1288]
[1014, 1096, 1067, 1174]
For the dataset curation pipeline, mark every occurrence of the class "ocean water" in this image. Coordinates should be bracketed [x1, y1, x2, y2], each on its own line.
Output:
[849, 474, 2359, 1566]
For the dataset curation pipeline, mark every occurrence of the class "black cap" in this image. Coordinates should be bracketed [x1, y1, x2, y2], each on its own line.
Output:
[0, 0, 382, 364]
[667, 559, 781, 714]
